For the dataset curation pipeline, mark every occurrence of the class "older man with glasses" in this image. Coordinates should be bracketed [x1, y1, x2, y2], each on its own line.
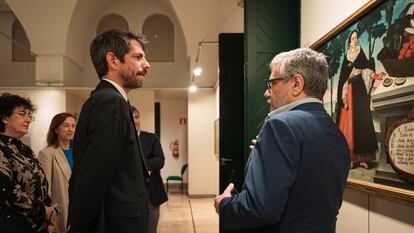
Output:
[214, 48, 350, 233]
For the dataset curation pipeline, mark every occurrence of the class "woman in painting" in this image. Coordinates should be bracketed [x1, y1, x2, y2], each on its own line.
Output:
[38, 113, 76, 233]
[337, 29, 384, 169]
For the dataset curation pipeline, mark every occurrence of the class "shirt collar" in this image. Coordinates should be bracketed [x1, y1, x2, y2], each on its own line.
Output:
[102, 78, 128, 101]
[0, 133, 21, 143]
[267, 98, 322, 119]
[0, 133, 14, 143]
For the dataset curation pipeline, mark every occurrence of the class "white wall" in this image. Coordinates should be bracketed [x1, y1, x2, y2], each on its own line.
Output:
[0, 10, 36, 87]
[5, 0, 77, 85]
[337, 189, 414, 233]
[301, 1, 414, 232]
[159, 99, 188, 183]
[0, 12, 13, 62]
[128, 89, 155, 133]
[66, 90, 86, 116]
[188, 89, 218, 196]
[169, 0, 243, 70]
[301, 0, 367, 47]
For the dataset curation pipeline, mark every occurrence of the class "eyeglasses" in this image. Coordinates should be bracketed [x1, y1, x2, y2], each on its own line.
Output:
[265, 76, 286, 92]
[12, 111, 36, 121]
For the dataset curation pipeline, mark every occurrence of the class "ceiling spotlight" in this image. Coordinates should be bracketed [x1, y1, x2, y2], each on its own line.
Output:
[189, 85, 197, 92]
[193, 67, 202, 76]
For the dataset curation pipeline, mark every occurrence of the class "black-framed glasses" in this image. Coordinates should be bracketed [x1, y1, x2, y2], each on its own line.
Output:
[265, 76, 286, 92]
[12, 111, 35, 121]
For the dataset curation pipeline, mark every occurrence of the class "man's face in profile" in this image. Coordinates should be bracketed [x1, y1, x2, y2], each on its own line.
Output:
[119, 40, 150, 90]
[267, 64, 292, 110]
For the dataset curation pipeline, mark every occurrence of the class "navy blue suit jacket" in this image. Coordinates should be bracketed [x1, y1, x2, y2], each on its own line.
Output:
[220, 102, 349, 233]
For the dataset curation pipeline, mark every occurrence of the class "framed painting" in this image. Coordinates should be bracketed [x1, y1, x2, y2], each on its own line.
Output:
[310, 0, 414, 205]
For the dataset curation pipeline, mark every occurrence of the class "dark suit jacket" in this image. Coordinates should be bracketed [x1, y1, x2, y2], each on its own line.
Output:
[220, 102, 350, 233]
[68, 81, 150, 233]
[139, 131, 168, 206]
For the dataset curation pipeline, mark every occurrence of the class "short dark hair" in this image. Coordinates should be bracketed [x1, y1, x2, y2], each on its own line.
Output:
[90, 29, 145, 79]
[130, 105, 140, 116]
[47, 112, 76, 148]
[0, 93, 36, 132]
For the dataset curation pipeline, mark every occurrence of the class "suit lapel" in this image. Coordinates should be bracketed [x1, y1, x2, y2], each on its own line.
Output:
[54, 147, 71, 182]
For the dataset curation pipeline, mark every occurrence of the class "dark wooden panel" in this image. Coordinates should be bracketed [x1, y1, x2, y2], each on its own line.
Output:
[219, 33, 244, 233]
[245, 0, 300, 159]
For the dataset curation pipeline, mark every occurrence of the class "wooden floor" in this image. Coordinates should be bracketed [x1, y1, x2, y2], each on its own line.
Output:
[158, 192, 218, 233]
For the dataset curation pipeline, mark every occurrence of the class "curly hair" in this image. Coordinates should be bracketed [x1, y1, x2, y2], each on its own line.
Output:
[0, 93, 36, 132]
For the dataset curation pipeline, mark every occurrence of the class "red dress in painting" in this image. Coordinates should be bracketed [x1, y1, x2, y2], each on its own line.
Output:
[337, 46, 378, 164]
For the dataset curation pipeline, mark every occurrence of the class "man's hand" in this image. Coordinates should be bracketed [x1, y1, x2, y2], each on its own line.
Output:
[214, 183, 234, 215]
[249, 139, 257, 150]
[249, 136, 258, 150]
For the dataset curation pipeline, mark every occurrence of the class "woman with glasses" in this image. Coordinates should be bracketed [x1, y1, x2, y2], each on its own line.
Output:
[39, 113, 76, 233]
[0, 93, 57, 233]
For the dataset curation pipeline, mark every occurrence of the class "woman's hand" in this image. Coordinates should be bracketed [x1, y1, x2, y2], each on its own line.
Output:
[371, 72, 385, 81]
[44, 203, 58, 233]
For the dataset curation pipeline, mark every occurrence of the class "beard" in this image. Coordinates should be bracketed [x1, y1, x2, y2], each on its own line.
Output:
[266, 98, 276, 112]
[123, 71, 146, 89]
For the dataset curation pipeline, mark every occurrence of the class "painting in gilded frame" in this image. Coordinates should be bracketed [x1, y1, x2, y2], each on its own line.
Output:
[311, 0, 414, 204]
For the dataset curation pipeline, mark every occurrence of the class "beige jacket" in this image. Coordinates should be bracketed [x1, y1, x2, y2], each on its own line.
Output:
[38, 146, 71, 233]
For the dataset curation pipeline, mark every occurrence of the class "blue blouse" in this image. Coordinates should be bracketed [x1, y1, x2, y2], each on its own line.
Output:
[62, 148, 73, 170]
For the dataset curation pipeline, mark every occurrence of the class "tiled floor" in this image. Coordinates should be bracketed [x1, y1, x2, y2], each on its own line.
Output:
[158, 193, 218, 233]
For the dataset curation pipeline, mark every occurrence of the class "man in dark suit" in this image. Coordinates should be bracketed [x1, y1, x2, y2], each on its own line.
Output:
[214, 48, 350, 233]
[131, 106, 168, 233]
[68, 29, 151, 233]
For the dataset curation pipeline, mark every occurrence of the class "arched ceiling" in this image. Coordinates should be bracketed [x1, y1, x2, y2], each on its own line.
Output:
[2, 0, 243, 89]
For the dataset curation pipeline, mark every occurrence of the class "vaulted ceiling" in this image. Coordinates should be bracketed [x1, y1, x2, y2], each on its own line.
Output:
[0, 0, 243, 91]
